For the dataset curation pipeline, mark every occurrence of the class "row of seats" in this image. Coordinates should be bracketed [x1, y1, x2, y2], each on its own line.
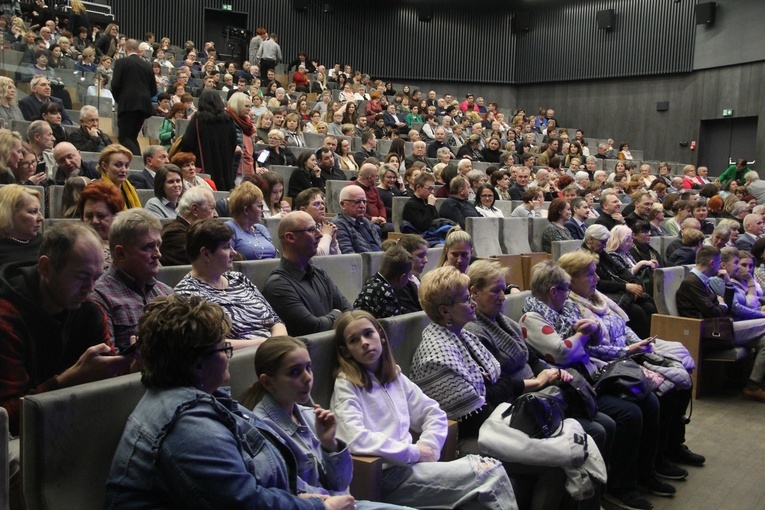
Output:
[154, 246, 446, 304]
[17, 289, 530, 510]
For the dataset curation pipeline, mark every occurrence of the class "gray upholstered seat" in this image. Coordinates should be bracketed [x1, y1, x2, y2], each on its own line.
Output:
[552, 240, 582, 261]
[466, 217, 503, 258]
[155, 264, 191, 288]
[500, 217, 532, 255]
[21, 373, 145, 510]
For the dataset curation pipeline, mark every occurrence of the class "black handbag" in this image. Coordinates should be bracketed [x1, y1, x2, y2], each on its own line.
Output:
[700, 317, 735, 350]
[502, 390, 565, 439]
[593, 358, 650, 401]
[558, 368, 598, 419]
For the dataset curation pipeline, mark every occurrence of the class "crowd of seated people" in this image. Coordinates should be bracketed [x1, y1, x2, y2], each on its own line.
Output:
[5, 10, 765, 510]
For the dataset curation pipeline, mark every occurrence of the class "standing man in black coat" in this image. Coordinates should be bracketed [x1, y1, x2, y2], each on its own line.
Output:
[111, 39, 156, 156]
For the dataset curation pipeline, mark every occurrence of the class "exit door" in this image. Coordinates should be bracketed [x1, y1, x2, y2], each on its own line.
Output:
[698, 117, 757, 177]
[204, 8, 249, 65]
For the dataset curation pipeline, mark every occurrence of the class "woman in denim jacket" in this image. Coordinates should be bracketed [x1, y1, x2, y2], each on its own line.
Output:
[105, 294, 354, 510]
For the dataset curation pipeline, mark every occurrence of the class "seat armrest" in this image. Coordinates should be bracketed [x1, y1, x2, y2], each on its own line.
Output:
[651, 314, 703, 397]
[350, 455, 383, 501]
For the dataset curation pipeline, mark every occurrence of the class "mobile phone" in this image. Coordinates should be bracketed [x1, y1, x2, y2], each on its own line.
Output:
[257, 150, 270, 164]
[120, 342, 139, 355]
[645, 335, 657, 344]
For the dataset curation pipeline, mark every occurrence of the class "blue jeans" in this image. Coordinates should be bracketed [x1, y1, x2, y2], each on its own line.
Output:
[381, 455, 518, 510]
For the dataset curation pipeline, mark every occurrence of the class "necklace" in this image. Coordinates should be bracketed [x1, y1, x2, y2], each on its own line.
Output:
[6, 235, 30, 244]
[235, 221, 266, 259]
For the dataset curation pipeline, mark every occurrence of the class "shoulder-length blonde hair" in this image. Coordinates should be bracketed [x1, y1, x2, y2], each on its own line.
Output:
[334, 310, 398, 391]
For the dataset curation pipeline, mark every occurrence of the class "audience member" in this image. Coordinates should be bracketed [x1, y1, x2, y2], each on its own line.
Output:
[90, 209, 171, 352]
[0, 222, 131, 434]
[334, 185, 383, 253]
[353, 244, 413, 318]
[19, 75, 73, 124]
[159, 187, 217, 266]
[127, 145, 169, 190]
[97, 144, 141, 209]
[438, 175, 481, 229]
[735, 214, 764, 252]
[226, 181, 277, 260]
[111, 39, 157, 155]
[677, 245, 765, 402]
[263, 211, 352, 335]
[175, 220, 285, 348]
[144, 164, 183, 219]
[52, 141, 98, 184]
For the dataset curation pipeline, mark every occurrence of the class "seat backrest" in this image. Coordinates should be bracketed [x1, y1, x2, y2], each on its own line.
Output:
[137, 189, 155, 206]
[48, 185, 65, 219]
[379, 311, 432, 377]
[423, 247, 444, 275]
[493, 201, 515, 218]
[300, 330, 338, 409]
[262, 217, 282, 252]
[466, 216, 503, 258]
[155, 265, 191, 288]
[653, 266, 686, 316]
[527, 217, 550, 253]
[552, 240, 582, 261]
[1, 407, 8, 510]
[391, 196, 409, 232]
[233, 259, 282, 292]
[271, 165, 298, 197]
[325, 180, 352, 214]
[361, 251, 385, 283]
[21, 373, 145, 510]
[500, 217, 531, 254]
[648, 235, 663, 254]
[311, 254, 364, 303]
[502, 290, 531, 322]
[227, 346, 258, 403]
[303, 132, 325, 149]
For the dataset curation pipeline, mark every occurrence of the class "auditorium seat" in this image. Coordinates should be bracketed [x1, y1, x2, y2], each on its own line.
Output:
[325, 179, 351, 213]
[500, 217, 532, 255]
[311, 253, 364, 303]
[466, 216, 503, 258]
[551, 239, 582, 261]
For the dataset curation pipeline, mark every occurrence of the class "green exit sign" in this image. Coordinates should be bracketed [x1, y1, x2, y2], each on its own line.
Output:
[723, 109, 734, 117]
[222, 4, 232, 10]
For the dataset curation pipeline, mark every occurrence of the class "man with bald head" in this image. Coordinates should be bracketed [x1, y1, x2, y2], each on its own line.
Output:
[406, 140, 433, 170]
[334, 185, 383, 254]
[111, 38, 157, 155]
[52, 142, 98, 184]
[427, 126, 452, 158]
[263, 211, 352, 336]
[354, 163, 388, 228]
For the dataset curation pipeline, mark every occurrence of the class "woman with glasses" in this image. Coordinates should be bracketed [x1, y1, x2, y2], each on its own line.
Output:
[260, 129, 296, 168]
[106, 294, 353, 509]
[174, 219, 285, 349]
[520, 260, 666, 510]
[225, 181, 277, 260]
[294, 187, 339, 256]
[474, 183, 503, 218]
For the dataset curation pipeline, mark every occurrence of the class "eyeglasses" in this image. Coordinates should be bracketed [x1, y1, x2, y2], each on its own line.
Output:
[290, 223, 323, 235]
[200, 341, 233, 359]
[480, 194, 495, 199]
[342, 199, 368, 205]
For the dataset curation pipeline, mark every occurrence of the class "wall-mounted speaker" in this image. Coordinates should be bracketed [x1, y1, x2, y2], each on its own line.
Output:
[513, 12, 531, 33]
[696, 2, 716, 25]
[596, 9, 615, 30]
[293, 0, 308, 12]
[418, 6, 433, 23]
[657, 102, 669, 112]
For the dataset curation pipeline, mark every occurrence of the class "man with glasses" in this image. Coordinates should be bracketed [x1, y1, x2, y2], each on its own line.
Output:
[160, 188, 218, 266]
[402, 171, 439, 234]
[334, 185, 382, 254]
[354, 163, 389, 232]
[263, 211, 351, 336]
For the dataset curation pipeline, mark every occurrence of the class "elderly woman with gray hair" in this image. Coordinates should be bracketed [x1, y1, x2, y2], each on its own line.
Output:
[581, 224, 656, 338]
[520, 260, 670, 510]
